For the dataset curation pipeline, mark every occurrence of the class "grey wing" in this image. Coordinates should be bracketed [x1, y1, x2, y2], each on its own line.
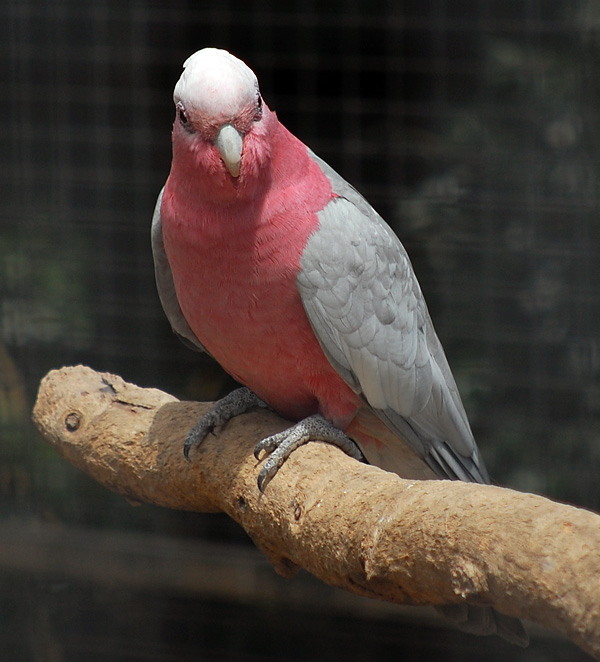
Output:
[298, 156, 489, 484]
[151, 188, 207, 353]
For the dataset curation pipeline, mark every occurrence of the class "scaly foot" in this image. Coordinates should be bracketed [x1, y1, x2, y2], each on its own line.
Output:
[184, 390, 365, 491]
[183, 387, 269, 459]
[254, 414, 365, 491]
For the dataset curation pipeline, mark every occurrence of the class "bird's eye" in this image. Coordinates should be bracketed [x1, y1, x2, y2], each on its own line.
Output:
[254, 94, 263, 122]
[176, 102, 192, 130]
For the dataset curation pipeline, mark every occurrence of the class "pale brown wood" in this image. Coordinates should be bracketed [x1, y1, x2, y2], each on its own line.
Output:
[32, 365, 600, 659]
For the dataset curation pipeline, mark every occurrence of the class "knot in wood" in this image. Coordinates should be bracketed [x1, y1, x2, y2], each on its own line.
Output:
[64, 412, 81, 432]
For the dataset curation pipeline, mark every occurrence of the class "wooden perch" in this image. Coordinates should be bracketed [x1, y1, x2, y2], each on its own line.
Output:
[32, 365, 600, 659]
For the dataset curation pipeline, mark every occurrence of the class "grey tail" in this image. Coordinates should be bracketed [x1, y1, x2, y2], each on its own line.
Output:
[435, 604, 529, 647]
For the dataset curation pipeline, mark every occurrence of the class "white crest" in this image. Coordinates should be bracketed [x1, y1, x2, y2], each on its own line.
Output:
[174, 48, 259, 123]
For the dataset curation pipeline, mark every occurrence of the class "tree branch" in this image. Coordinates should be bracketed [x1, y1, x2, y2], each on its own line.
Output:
[32, 365, 600, 659]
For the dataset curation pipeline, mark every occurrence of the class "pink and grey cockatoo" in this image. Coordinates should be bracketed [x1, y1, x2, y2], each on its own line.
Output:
[152, 48, 527, 645]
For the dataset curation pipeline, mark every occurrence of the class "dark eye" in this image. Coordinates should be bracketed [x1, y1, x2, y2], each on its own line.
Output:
[176, 102, 192, 130]
[254, 94, 263, 122]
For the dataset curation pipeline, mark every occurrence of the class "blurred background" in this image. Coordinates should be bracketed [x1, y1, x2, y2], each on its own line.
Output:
[1, 0, 599, 660]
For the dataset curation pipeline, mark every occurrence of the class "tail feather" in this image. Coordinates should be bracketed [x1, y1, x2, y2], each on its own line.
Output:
[435, 604, 529, 647]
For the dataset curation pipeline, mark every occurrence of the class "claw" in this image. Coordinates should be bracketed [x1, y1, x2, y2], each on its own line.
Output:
[183, 414, 217, 460]
[254, 414, 365, 491]
[258, 456, 281, 492]
[183, 387, 269, 458]
[254, 429, 288, 460]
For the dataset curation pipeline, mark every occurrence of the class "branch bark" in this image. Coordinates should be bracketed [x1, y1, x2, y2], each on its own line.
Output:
[32, 365, 600, 659]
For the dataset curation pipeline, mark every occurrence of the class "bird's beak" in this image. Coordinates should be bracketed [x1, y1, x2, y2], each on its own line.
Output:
[214, 124, 243, 178]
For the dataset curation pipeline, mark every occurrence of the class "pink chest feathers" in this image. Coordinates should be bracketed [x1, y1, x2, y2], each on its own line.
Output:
[160, 180, 360, 425]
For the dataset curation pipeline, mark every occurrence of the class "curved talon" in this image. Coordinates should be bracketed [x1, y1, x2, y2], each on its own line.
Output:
[183, 438, 193, 461]
[183, 419, 214, 459]
[183, 419, 214, 458]
[254, 430, 287, 460]
[257, 457, 280, 492]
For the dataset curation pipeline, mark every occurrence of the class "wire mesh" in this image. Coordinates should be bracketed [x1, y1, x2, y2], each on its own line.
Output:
[0, 1, 598, 659]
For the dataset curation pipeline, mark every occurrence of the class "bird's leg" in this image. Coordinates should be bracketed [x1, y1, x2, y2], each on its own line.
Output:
[183, 386, 269, 459]
[254, 414, 365, 491]
[184, 391, 365, 492]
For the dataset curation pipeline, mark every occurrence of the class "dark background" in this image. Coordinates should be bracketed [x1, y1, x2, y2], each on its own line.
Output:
[1, 0, 599, 659]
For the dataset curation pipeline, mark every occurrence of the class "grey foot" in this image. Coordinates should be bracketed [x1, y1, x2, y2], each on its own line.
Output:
[254, 414, 365, 491]
[184, 387, 269, 459]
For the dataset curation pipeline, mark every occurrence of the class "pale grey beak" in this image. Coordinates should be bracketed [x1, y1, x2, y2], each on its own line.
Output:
[214, 124, 243, 178]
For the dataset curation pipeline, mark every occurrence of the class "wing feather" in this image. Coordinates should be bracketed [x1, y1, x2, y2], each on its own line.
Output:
[298, 156, 489, 483]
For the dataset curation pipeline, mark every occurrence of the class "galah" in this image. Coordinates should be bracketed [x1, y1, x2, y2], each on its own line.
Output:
[152, 48, 527, 645]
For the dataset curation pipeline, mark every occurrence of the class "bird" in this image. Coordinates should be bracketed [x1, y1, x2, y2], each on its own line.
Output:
[152, 47, 528, 646]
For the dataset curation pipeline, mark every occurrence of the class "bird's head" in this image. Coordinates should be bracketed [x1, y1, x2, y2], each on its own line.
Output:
[172, 48, 270, 181]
